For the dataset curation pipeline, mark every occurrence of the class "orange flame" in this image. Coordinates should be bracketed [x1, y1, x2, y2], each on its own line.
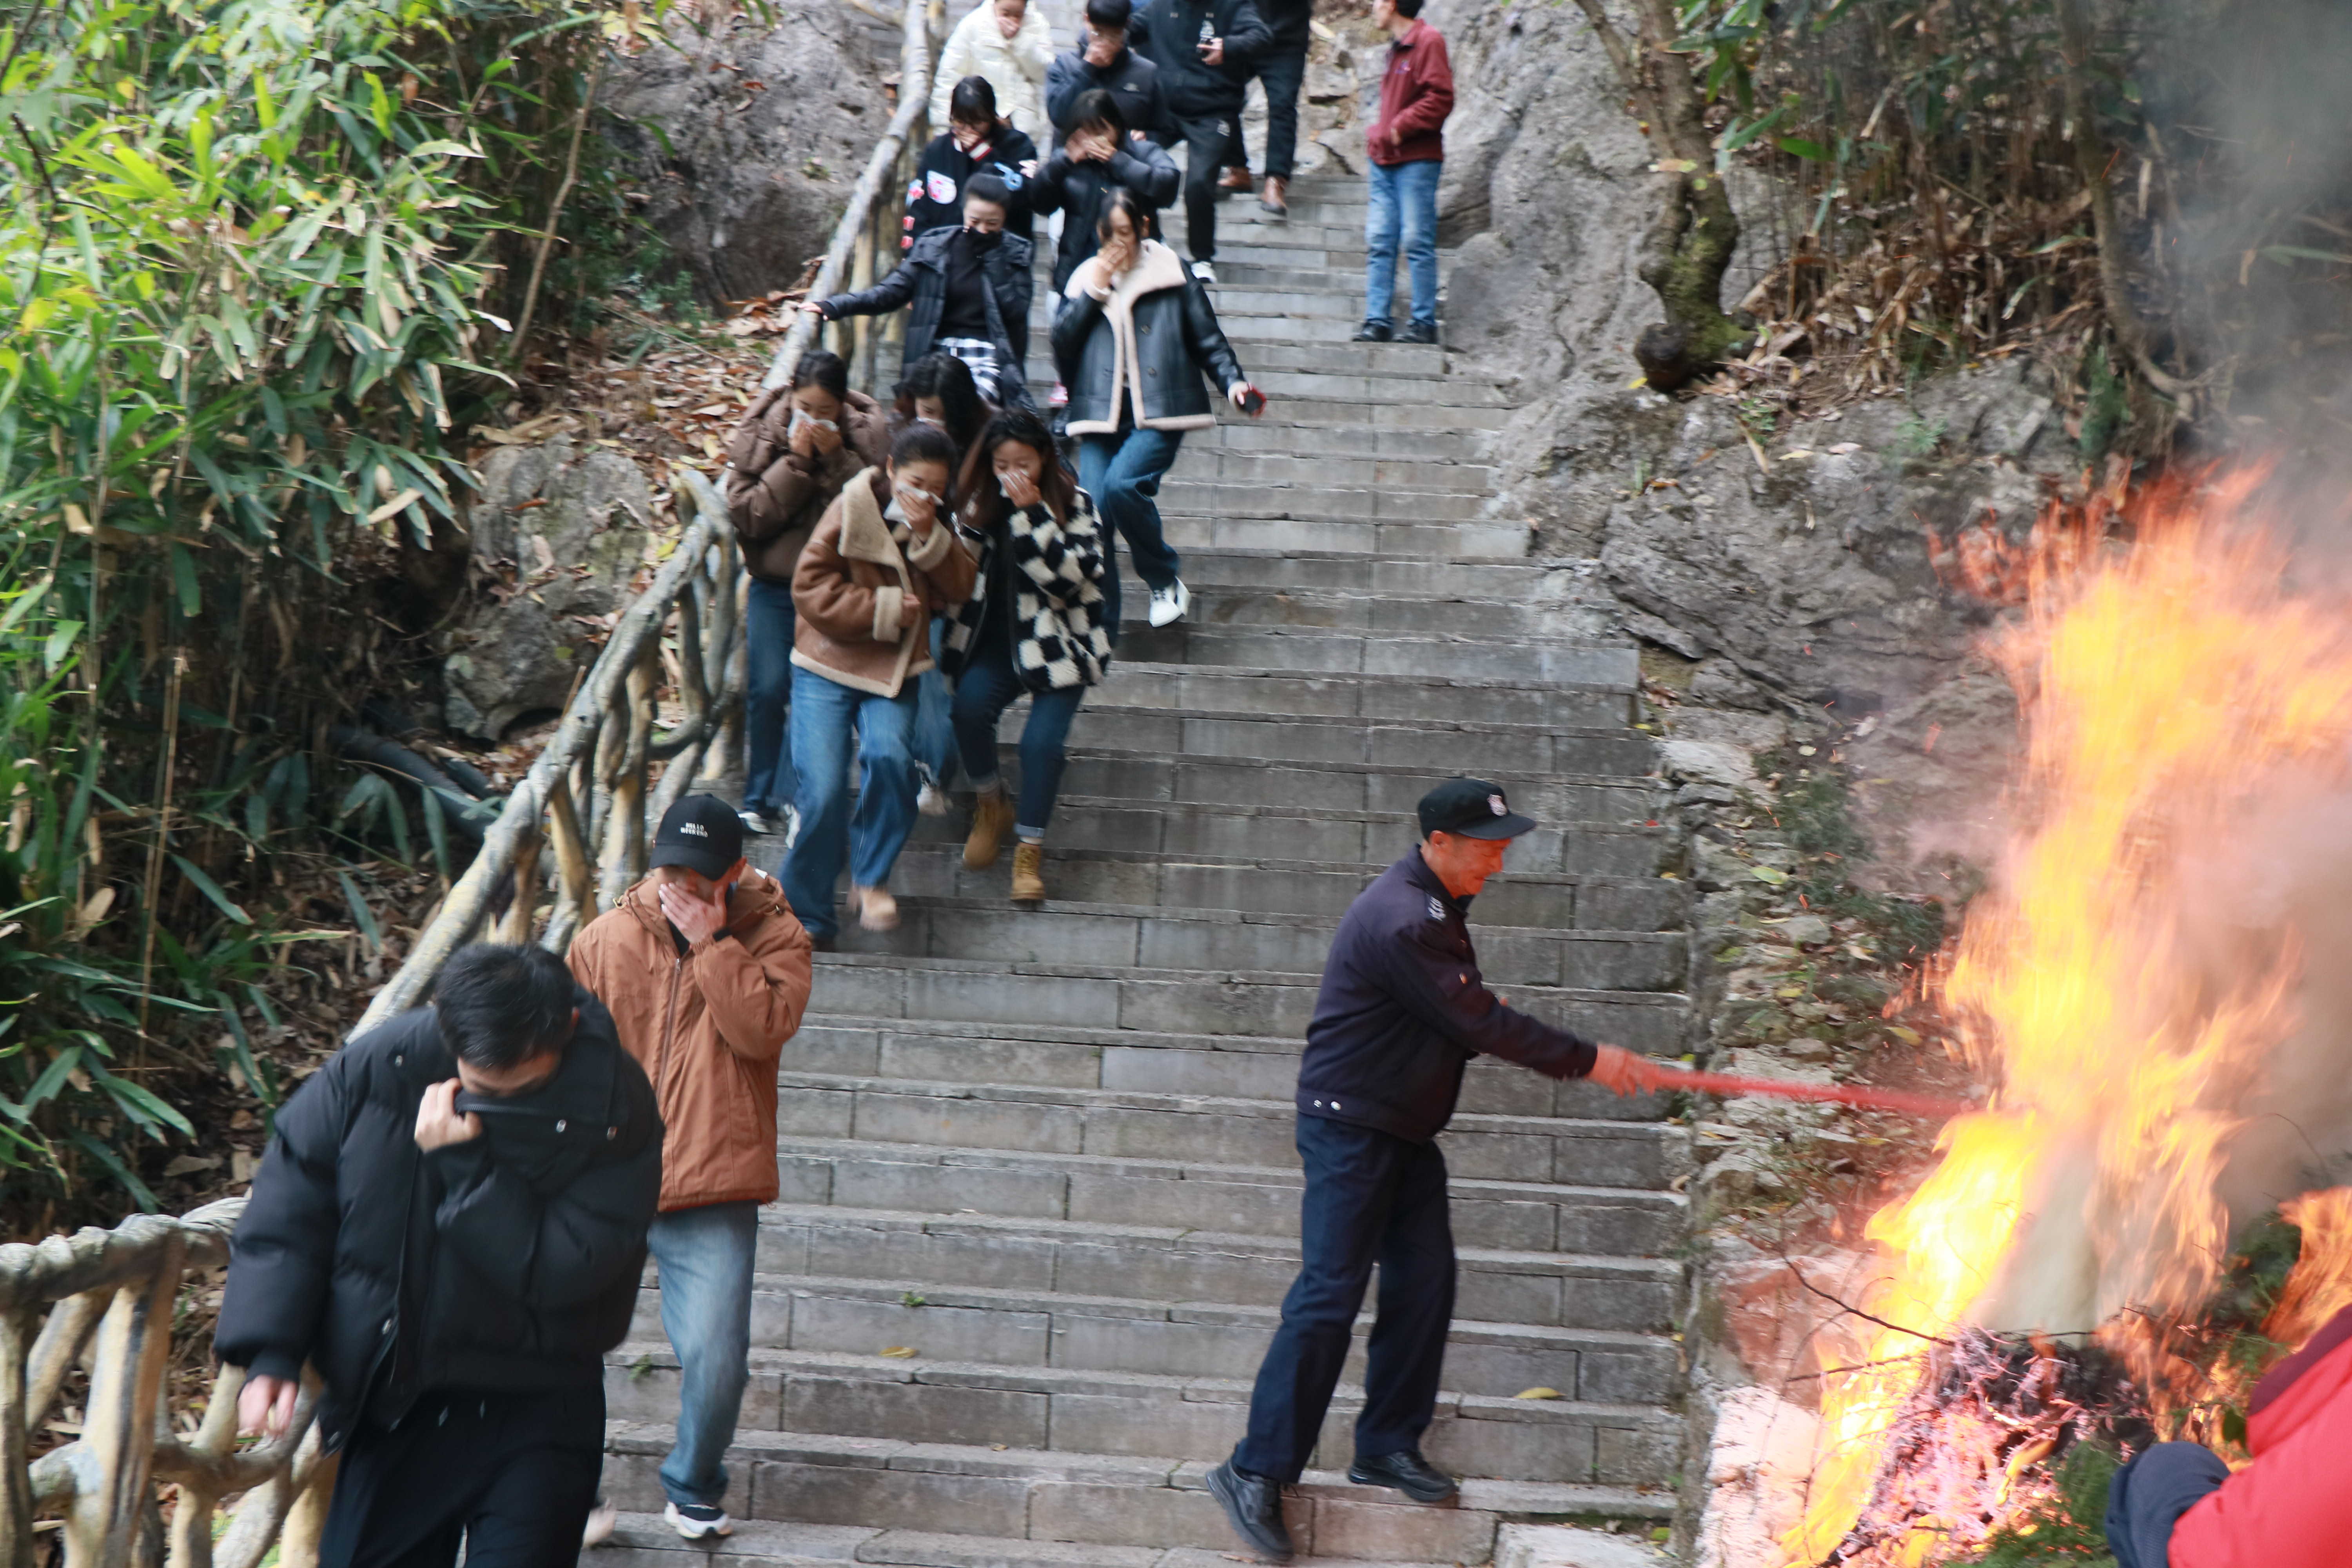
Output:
[2262, 1189, 2352, 1355]
[1786, 470, 2352, 1563]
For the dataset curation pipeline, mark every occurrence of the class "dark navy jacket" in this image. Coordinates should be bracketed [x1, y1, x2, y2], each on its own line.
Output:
[1297, 850, 1597, 1143]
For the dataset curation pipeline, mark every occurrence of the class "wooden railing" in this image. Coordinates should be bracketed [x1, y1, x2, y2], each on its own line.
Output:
[0, 5, 948, 1555]
[0, 1198, 337, 1568]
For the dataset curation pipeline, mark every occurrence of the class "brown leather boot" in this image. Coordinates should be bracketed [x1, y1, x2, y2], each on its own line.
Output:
[1011, 842, 1046, 903]
[965, 788, 1014, 869]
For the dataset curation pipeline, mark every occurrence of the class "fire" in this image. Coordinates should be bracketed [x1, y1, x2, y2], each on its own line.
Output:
[1786, 470, 2352, 1563]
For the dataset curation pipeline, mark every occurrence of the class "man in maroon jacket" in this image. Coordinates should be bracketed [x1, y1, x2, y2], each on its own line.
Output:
[1353, 0, 1452, 345]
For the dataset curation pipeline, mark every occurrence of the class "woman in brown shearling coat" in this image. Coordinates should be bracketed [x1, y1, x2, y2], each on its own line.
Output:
[722, 350, 888, 839]
[776, 421, 978, 943]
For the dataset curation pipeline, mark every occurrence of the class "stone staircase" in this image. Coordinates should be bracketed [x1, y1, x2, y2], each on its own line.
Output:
[584, 120, 1693, 1568]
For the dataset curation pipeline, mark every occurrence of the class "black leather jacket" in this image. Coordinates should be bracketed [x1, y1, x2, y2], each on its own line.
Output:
[1051, 243, 1247, 431]
[817, 225, 1035, 405]
[214, 992, 661, 1451]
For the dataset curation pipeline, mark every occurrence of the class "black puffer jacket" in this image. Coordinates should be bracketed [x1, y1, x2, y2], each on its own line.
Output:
[1052, 239, 1246, 434]
[816, 225, 1035, 405]
[1130, 0, 1271, 117]
[1031, 140, 1182, 292]
[214, 991, 661, 1452]
[1044, 45, 1167, 147]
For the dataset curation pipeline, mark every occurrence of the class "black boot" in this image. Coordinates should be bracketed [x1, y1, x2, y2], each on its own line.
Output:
[1207, 1459, 1295, 1562]
[1348, 1448, 1459, 1503]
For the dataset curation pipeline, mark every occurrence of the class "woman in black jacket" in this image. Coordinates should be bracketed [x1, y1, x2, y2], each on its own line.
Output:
[1031, 88, 1180, 294]
[944, 407, 1112, 905]
[1050, 187, 1263, 633]
[806, 172, 1033, 406]
[906, 75, 1041, 250]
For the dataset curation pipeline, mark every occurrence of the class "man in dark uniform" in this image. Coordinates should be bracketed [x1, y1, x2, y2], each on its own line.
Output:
[1207, 777, 1659, 1562]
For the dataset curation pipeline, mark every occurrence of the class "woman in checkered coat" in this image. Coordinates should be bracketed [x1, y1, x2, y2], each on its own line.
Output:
[941, 407, 1113, 904]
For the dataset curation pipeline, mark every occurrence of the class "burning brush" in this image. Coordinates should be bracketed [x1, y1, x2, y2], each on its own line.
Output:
[1812, 1332, 2151, 1566]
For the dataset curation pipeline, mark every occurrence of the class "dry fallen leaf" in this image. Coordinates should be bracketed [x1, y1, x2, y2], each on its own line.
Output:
[1512, 1387, 1563, 1400]
[879, 1346, 918, 1359]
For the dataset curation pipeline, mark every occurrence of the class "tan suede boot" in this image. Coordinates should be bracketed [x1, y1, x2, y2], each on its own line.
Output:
[965, 788, 1014, 869]
[1010, 841, 1046, 904]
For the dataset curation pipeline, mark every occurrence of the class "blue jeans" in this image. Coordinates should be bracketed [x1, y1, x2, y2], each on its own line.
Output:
[743, 578, 799, 816]
[1366, 158, 1441, 329]
[647, 1201, 758, 1510]
[2104, 1442, 2228, 1568]
[777, 664, 920, 939]
[1077, 425, 1186, 638]
[914, 619, 958, 792]
[1233, 1116, 1455, 1483]
[951, 644, 1085, 838]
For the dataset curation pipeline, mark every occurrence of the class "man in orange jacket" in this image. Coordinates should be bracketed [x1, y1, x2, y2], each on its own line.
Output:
[2106, 1299, 2352, 1568]
[569, 795, 814, 1542]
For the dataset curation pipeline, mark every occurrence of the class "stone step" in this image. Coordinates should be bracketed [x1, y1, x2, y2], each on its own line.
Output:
[768, 1071, 1693, 1189]
[772, 1118, 1682, 1250]
[1157, 477, 1495, 523]
[1079, 661, 1636, 724]
[1158, 512, 1531, 561]
[821, 893, 1686, 991]
[1124, 548, 1572, 598]
[1163, 449, 1498, 492]
[603, 1346, 1683, 1486]
[631, 1270, 1681, 1404]
[808, 947, 1688, 1049]
[1086, 624, 1632, 683]
[726, 1205, 1677, 1333]
[876, 842, 1686, 933]
[1118, 588, 1620, 645]
[1177, 420, 1496, 461]
[597, 1427, 1672, 1563]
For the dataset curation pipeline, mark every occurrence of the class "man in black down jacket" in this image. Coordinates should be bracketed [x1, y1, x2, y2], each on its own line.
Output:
[1045, 0, 1167, 152]
[1206, 779, 1660, 1563]
[1130, 0, 1269, 278]
[216, 942, 661, 1568]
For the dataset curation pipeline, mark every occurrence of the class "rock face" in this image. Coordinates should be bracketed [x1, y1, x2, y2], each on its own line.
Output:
[442, 439, 653, 739]
[602, 2, 896, 306]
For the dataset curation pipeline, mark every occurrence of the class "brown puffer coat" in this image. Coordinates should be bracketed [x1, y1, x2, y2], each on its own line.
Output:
[791, 467, 976, 699]
[566, 867, 813, 1212]
[723, 387, 890, 584]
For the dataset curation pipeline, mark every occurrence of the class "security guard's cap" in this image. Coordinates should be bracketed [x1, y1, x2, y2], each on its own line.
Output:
[650, 794, 745, 880]
[1417, 777, 1536, 841]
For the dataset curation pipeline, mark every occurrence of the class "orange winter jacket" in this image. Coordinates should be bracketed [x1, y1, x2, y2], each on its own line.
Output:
[567, 868, 813, 1212]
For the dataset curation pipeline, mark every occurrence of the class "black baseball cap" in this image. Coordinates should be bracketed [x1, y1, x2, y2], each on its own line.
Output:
[1417, 777, 1536, 841]
[650, 794, 746, 880]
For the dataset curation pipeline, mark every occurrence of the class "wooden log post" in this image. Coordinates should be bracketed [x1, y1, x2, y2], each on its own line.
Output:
[546, 772, 592, 940]
[498, 826, 544, 946]
[1, 1307, 31, 1568]
[65, 1230, 184, 1568]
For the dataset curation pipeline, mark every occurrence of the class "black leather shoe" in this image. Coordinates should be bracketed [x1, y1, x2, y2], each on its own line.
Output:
[1398, 321, 1439, 345]
[1348, 1449, 1458, 1503]
[1352, 321, 1393, 342]
[1207, 1460, 1295, 1562]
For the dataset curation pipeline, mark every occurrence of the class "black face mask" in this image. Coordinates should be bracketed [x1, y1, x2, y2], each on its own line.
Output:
[964, 225, 1002, 248]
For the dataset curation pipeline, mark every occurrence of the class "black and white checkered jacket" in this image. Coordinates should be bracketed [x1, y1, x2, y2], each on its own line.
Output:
[940, 490, 1112, 693]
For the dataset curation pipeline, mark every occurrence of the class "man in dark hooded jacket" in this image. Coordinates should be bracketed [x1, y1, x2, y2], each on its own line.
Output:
[1131, 0, 1269, 280]
[216, 942, 662, 1568]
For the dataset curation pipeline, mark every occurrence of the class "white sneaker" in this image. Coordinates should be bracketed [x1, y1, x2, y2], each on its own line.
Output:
[1147, 579, 1191, 628]
[779, 802, 800, 851]
[664, 1501, 733, 1539]
[737, 808, 773, 836]
[917, 782, 951, 817]
[1189, 259, 1217, 285]
[581, 1497, 619, 1547]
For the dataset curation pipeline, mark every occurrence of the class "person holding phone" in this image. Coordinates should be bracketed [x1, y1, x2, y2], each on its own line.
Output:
[942, 408, 1112, 905]
[566, 796, 814, 1543]
[1053, 188, 1264, 633]
[724, 350, 889, 845]
[1129, 0, 1270, 283]
[779, 423, 978, 940]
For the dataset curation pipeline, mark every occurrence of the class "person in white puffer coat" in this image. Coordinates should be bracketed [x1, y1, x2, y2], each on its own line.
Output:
[931, 0, 1056, 143]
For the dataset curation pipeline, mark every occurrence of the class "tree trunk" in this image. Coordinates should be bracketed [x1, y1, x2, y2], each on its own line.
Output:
[1571, 0, 1746, 390]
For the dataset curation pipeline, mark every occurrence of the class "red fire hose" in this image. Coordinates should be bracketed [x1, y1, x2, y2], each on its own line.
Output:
[1653, 1065, 1973, 1120]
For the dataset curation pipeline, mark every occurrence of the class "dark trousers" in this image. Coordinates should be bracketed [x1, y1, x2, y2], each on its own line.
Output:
[950, 640, 1085, 837]
[319, 1383, 604, 1568]
[1234, 1115, 1455, 1483]
[2105, 1442, 2229, 1568]
[1223, 44, 1308, 180]
[743, 577, 799, 817]
[1160, 112, 1240, 263]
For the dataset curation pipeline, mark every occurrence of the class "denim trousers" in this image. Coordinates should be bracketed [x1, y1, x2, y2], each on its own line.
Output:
[742, 578, 799, 817]
[647, 1201, 759, 1510]
[778, 664, 920, 938]
[1077, 424, 1186, 637]
[1366, 158, 1441, 329]
[914, 618, 959, 792]
[951, 643, 1085, 839]
[1233, 1115, 1455, 1483]
[2104, 1442, 2229, 1568]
